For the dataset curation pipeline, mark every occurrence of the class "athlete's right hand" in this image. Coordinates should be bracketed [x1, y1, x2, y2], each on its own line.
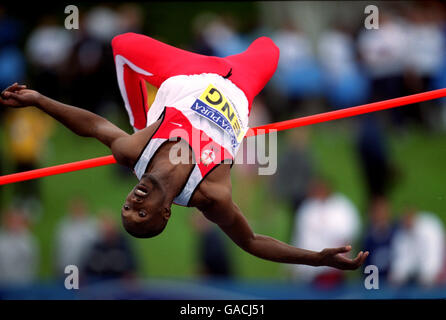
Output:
[0, 83, 41, 108]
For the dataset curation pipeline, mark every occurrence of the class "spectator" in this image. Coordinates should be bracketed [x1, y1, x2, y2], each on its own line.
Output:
[389, 208, 445, 287]
[402, 4, 445, 128]
[117, 3, 144, 35]
[357, 12, 408, 127]
[54, 197, 99, 275]
[68, 5, 131, 114]
[4, 107, 53, 212]
[201, 14, 247, 58]
[431, 3, 446, 130]
[362, 196, 397, 282]
[82, 213, 137, 283]
[271, 21, 323, 120]
[271, 127, 313, 241]
[0, 6, 25, 93]
[272, 127, 313, 213]
[0, 6, 26, 211]
[318, 23, 369, 109]
[190, 211, 233, 278]
[25, 15, 75, 99]
[413, 4, 445, 128]
[191, 13, 218, 56]
[289, 179, 360, 288]
[356, 114, 394, 200]
[0, 207, 39, 285]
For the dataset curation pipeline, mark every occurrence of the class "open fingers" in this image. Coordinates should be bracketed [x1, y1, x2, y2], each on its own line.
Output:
[350, 251, 369, 269]
[1, 82, 18, 95]
[1, 83, 26, 96]
[2, 91, 23, 101]
[336, 250, 369, 270]
[0, 94, 20, 107]
[359, 251, 369, 265]
[330, 245, 352, 255]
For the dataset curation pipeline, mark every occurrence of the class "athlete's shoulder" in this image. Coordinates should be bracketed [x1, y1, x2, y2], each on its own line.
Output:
[189, 163, 232, 209]
[111, 119, 162, 168]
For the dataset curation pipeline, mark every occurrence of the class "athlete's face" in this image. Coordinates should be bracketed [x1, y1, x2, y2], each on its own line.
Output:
[121, 178, 170, 238]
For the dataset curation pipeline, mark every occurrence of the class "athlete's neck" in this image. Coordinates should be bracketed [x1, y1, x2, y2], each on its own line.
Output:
[143, 140, 194, 203]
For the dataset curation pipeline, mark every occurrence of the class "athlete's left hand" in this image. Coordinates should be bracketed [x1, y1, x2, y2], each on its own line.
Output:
[318, 245, 369, 270]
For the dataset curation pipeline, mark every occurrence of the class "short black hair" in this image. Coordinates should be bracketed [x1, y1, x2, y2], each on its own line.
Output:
[121, 214, 167, 239]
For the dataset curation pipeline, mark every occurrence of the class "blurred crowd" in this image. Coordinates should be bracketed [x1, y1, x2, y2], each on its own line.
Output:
[1, 1, 446, 291]
[0, 198, 139, 287]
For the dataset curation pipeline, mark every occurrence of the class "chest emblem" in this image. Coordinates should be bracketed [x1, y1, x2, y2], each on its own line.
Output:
[201, 149, 216, 166]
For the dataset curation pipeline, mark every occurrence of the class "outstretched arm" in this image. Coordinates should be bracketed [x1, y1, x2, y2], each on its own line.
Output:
[0, 83, 129, 148]
[200, 193, 368, 270]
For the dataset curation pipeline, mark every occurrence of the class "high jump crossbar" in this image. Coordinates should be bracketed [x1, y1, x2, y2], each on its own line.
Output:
[1, 88, 446, 185]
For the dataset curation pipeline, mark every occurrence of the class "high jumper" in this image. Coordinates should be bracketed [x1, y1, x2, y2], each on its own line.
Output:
[0, 33, 368, 270]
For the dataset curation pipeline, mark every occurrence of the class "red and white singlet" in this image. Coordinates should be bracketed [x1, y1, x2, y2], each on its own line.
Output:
[112, 33, 279, 206]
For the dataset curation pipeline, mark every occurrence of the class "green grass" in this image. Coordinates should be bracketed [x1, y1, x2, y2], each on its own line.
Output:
[1, 114, 446, 281]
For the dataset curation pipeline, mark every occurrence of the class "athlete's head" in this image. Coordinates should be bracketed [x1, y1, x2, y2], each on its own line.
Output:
[121, 174, 171, 238]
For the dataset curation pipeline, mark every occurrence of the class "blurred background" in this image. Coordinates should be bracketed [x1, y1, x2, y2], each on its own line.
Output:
[1, 1, 446, 299]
